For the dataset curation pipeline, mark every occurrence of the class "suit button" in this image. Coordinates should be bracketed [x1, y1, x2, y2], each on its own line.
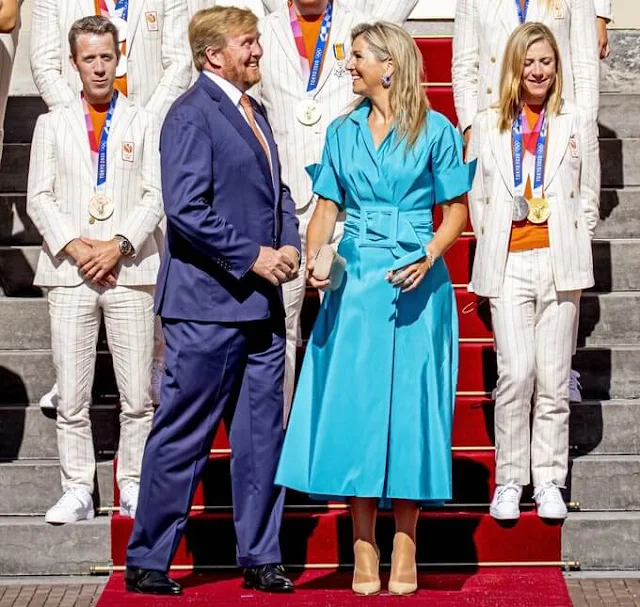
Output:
[481, 226, 485, 235]
[574, 220, 578, 228]
[487, 87, 492, 94]
[491, 56, 496, 63]
[570, 191, 575, 198]
[485, 197, 490, 205]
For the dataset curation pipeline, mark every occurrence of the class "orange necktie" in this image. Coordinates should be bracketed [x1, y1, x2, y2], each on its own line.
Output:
[239, 94, 272, 174]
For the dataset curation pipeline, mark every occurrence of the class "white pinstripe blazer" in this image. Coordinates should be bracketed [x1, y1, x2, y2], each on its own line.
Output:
[466, 102, 600, 297]
[257, 0, 417, 210]
[30, 0, 191, 120]
[27, 95, 164, 288]
[452, 0, 599, 133]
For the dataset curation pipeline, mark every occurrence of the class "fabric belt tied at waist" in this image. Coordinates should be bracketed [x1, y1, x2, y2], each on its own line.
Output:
[344, 206, 434, 270]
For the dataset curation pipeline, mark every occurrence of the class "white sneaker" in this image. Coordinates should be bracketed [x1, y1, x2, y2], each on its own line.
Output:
[45, 487, 94, 524]
[39, 383, 59, 410]
[151, 364, 163, 405]
[119, 480, 139, 518]
[534, 482, 568, 520]
[569, 369, 582, 403]
[490, 481, 523, 521]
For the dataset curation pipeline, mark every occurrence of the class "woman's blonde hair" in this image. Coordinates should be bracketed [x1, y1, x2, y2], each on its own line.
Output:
[350, 21, 429, 148]
[189, 6, 258, 72]
[497, 22, 563, 132]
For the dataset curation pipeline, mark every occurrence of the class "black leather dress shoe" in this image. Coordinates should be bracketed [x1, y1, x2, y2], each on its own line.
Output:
[125, 567, 182, 595]
[243, 564, 294, 593]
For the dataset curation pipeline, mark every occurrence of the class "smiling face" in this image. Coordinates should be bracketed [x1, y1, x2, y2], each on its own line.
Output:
[346, 35, 391, 99]
[213, 28, 262, 92]
[520, 38, 557, 105]
[70, 33, 118, 104]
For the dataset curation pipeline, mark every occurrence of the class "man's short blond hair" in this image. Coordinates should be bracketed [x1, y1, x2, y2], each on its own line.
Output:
[189, 6, 259, 72]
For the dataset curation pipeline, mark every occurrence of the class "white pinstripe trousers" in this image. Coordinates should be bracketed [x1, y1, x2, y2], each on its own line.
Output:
[48, 283, 155, 492]
[490, 248, 580, 487]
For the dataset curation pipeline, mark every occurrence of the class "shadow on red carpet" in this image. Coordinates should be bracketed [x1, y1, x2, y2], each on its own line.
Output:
[96, 567, 572, 606]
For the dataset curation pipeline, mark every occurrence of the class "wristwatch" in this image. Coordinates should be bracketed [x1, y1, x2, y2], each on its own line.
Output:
[114, 234, 134, 258]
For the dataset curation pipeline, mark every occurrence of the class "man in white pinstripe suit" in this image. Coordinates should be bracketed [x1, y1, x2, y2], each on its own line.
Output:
[255, 0, 418, 421]
[0, 0, 21, 166]
[30, 0, 191, 409]
[27, 16, 164, 524]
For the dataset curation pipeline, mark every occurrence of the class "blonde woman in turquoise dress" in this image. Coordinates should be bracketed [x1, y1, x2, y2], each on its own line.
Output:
[275, 22, 476, 596]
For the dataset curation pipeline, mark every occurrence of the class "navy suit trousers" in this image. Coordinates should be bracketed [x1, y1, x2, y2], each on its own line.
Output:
[126, 316, 286, 570]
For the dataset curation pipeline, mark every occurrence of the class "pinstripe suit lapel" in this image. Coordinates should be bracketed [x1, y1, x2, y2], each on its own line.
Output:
[498, 0, 519, 35]
[64, 98, 94, 177]
[270, 12, 306, 85]
[544, 109, 572, 188]
[127, 0, 147, 48]
[489, 114, 515, 196]
[106, 96, 137, 175]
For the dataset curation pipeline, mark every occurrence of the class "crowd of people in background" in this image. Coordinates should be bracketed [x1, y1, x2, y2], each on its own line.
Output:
[0, 0, 611, 597]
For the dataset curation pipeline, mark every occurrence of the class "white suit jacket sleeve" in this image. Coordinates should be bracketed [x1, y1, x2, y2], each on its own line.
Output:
[26, 115, 77, 257]
[118, 113, 164, 252]
[144, 0, 192, 119]
[578, 116, 601, 238]
[452, 0, 479, 133]
[465, 111, 487, 237]
[570, 0, 600, 123]
[30, 0, 76, 109]
[593, 0, 613, 20]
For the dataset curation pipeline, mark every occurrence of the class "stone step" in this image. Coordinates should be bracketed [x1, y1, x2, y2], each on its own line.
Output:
[1, 397, 638, 461]
[0, 460, 114, 515]
[600, 139, 640, 188]
[1, 344, 639, 406]
[0, 516, 110, 575]
[3, 238, 640, 297]
[562, 512, 640, 570]
[570, 401, 640, 456]
[0, 405, 118, 461]
[569, 455, 640, 511]
[0, 291, 637, 351]
[596, 188, 640, 239]
[597, 94, 640, 140]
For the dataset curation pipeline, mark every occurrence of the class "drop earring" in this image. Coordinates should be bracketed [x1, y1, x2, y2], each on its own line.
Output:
[381, 73, 392, 88]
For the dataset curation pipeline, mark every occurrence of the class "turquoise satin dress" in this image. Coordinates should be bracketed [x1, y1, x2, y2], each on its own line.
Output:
[275, 101, 476, 504]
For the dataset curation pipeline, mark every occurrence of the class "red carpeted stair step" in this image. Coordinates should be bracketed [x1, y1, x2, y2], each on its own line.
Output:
[453, 395, 495, 447]
[415, 36, 453, 84]
[97, 567, 572, 607]
[111, 510, 560, 568]
[425, 86, 457, 124]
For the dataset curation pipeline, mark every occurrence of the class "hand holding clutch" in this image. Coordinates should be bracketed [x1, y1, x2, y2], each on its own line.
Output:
[310, 244, 346, 292]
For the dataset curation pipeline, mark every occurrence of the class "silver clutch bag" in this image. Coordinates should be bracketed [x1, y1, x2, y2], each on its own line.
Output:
[312, 244, 346, 291]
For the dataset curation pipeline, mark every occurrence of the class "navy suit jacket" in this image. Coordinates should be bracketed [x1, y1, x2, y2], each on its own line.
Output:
[155, 74, 301, 322]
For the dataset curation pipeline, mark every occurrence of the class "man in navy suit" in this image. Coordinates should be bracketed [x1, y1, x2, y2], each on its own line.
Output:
[125, 6, 300, 596]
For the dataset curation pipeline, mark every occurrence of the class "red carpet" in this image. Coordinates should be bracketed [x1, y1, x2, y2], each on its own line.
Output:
[97, 567, 572, 606]
[103, 37, 571, 606]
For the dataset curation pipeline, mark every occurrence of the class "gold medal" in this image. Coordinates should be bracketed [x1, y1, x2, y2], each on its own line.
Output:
[89, 194, 114, 221]
[527, 197, 551, 224]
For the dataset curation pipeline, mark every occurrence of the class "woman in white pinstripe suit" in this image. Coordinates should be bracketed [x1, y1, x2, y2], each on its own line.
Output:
[466, 23, 599, 521]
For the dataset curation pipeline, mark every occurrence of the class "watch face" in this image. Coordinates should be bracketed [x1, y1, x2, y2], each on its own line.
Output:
[119, 239, 132, 256]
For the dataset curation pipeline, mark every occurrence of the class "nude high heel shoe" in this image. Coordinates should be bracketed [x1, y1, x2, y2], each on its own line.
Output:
[352, 539, 381, 596]
[388, 533, 418, 595]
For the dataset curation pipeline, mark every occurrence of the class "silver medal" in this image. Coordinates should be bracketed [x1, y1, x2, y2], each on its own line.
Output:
[512, 195, 529, 222]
